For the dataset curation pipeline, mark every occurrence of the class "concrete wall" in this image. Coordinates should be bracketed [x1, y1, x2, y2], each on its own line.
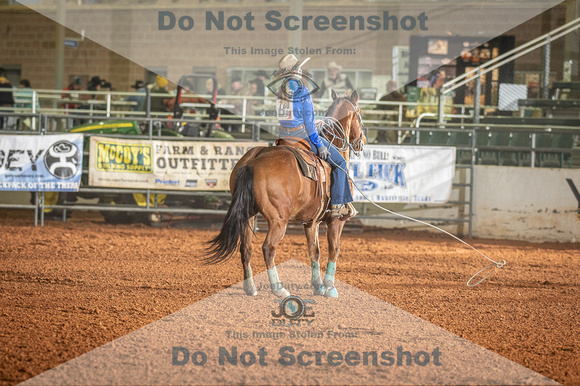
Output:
[472, 166, 579, 243]
[359, 165, 579, 243]
[1, 165, 578, 242]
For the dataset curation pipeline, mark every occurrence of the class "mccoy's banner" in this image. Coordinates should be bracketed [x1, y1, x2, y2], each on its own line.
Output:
[350, 145, 455, 203]
[0, 134, 83, 192]
[89, 137, 265, 190]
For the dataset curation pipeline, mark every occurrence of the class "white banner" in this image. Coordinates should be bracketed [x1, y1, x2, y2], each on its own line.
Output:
[0, 134, 83, 192]
[89, 136, 265, 191]
[350, 145, 456, 203]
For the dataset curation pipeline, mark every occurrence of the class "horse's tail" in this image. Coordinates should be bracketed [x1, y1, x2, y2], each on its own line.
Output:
[205, 165, 256, 264]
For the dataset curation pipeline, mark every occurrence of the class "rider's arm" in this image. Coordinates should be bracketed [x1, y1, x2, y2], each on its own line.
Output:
[302, 90, 324, 149]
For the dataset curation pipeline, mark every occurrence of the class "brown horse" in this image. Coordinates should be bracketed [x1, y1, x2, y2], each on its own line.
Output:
[206, 90, 366, 298]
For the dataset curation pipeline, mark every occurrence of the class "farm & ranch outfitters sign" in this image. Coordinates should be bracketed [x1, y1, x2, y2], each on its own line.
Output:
[89, 136, 264, 190]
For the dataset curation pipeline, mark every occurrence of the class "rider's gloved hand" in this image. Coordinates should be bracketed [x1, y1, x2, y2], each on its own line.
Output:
[318, 146, 330, 160]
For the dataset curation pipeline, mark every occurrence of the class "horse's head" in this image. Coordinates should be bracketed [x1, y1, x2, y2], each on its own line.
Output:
[324, 90, 367, 157]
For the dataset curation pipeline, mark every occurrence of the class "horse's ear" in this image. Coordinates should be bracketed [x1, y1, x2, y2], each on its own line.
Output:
[349, 90, 359, 105]
[331, 89, 339, 101]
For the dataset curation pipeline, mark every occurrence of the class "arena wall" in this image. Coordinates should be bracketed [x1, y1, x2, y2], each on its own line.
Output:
[2, 165, 577, 242]
[472, 165, 579, 243]
[360, 165, 579, 243]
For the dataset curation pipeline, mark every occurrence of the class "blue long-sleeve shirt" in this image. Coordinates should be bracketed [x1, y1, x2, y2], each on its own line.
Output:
[276, 82, 324, 149]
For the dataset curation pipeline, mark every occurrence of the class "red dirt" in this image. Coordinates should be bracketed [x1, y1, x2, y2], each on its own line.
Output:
[0, 209, 578, 385]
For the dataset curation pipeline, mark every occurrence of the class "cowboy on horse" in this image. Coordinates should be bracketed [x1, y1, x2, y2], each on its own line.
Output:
[273, 54, 357, 219]
[206, 55, 366, 299]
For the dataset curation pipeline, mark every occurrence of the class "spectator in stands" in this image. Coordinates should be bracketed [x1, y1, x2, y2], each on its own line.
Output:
[101, 81, 112, 91]
[87, 76, 101, 98]
[377, 80, 407, 143]
[317, 61, 354, 99]
[0, 74, 14, 129]
[380, 80, 406, 103]
[126, 80, 146, 112]
[230, 77, 244, 95]
[94, 80, 113, 105]
[146, 75, 172, 113]
[222, 77, 246, 131]
[248, 79, 259, 97]
[15, 80, 36, 130]
[246, 79, 262, 116]
[205, 78, 224, 98]
[62, 77, 88, 110]
[229, 77, 246, 109]
[15, 79, 33, 109]
[251, 70, 268, 97]
[430, 69, 446, 89]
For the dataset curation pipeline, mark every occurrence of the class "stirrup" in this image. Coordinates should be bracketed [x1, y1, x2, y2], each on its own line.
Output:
[346, 202, 358, 218]
[330, 204, 350, 218]
[330, 203, 358, 219]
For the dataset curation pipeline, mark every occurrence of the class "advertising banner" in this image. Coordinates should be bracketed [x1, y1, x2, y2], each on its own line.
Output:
[89, 136, 265, 191]
[0, 134, 83, 192]
[350, 145, 456, 203]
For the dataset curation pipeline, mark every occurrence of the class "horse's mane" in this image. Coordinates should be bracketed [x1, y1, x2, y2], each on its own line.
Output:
[325, 97, 351, 120]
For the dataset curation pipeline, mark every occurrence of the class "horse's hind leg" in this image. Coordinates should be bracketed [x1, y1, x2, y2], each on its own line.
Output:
[263, 219, 290, 298]
[304, 222, 326, 296]
[241, 216, 257, 296]
[324, 219, 346, 298]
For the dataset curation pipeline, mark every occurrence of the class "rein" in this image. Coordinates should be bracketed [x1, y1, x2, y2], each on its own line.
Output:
[317, 98, 365, 156]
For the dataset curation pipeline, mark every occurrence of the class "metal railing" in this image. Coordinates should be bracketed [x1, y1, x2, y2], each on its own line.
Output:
[0, 110, 254, 226]
[355, 124, 477, 237]
[1, 88, 578, 233]
[440, 16, 580, 124]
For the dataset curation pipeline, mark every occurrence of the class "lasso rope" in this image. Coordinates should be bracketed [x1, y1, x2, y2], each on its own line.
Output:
[317, 117, 348, 152]
[318, 116, 506, 287]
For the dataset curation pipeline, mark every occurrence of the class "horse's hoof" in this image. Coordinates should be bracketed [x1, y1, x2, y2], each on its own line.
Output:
[243, 280, 257, 296]
[244, 286, 258, 296]
[325, 286, 338, 298]
[273, 288, 290, 298]
[313, 284, 327, 296]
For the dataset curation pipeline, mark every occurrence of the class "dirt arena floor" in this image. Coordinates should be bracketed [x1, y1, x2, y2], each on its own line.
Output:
[0, 209, 578, 385]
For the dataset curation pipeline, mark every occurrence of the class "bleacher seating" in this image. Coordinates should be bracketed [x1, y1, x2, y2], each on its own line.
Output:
[552, 81, 580, 90]
[500, 133, 532, 166]
[481, 117, 580, 127]
[517, 99, 580, 108]
[408, 128, 575, 168]
[538, 133, 575, 168]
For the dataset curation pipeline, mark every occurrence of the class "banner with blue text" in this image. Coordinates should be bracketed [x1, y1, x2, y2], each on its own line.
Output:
[0, 134, 83, 192]
[350, 145, 456, 203]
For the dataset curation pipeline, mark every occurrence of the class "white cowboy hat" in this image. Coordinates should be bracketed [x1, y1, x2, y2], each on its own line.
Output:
[277, 54, 311, 71]
[327, 61, 342, 70]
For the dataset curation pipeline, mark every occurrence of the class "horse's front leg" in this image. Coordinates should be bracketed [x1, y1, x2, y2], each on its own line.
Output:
[241, 216, 257, 296]
[324, 219, 346, 298]
[304, 222, 325, 296]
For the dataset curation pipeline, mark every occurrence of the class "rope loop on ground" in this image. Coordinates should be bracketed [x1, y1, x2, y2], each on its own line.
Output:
[467, 259, 507, 287]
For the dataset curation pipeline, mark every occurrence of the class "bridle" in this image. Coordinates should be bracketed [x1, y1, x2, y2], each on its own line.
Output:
[318, 98, 365, 156]
[348, 100, 365, 154]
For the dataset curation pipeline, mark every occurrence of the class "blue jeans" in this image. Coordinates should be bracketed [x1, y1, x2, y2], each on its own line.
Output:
[308, 138, 353, 206]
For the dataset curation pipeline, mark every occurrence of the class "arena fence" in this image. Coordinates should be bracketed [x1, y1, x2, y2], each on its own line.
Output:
[0, 90, 578, 236]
